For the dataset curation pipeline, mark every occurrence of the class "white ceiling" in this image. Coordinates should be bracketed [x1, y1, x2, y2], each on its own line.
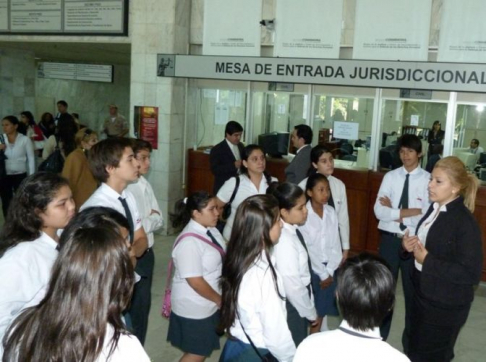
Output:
[0, 41, 131, 65]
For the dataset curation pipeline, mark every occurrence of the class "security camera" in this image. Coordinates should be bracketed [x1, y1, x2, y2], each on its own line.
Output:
[260, 19, 275, 31]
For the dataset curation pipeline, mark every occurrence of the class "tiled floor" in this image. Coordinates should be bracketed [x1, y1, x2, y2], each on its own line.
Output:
[146, 234, 486, 362]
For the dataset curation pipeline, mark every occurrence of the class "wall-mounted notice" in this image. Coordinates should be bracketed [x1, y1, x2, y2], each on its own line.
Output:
[333, 121, 359, 140]
[353, 0, 431, 61]
[203, 0, 262, 56]
[275, 0, 343, 59]
[134, 106, 159, 150]
[37, 62, 113, 83]
[1, 0, 128, 35]
[438, 0, 486, 63]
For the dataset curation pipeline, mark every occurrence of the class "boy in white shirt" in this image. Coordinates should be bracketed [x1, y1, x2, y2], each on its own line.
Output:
[80, 138, 149, 342]
[294, 254, 410, 362]
[126, 139, 163, 345]
[373, 134, 430, 350]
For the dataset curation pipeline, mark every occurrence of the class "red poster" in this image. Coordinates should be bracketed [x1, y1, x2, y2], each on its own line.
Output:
[134, 106, 158, 150]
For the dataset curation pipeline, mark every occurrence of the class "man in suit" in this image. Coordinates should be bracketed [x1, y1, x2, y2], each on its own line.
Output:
[285, 124, 313, 184]
[210, 121, 244, 194]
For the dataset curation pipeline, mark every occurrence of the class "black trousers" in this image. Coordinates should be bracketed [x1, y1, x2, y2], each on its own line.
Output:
[127, 248, 155, 345]
[378, 232, 414, 352]
[408, 269, 470, 362]
[0, 173, 27, 218]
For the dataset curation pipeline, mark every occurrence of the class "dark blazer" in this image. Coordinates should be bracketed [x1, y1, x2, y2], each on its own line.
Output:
[285, 144, 312, 184]
[210, 140, 244, 194]
[414, 196, 483, 307]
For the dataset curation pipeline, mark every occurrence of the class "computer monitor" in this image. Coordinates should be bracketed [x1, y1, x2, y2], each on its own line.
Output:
[258, 132, 290, 158]
[456, 152, 479, 171]
[479, 152, 486, 165]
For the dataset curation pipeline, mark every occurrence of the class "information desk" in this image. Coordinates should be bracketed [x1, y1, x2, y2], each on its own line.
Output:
[187, 149, 486, 281]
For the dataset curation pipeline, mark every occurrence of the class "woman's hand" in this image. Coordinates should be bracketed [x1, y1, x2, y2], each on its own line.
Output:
[413, 241, 428, 265]
[402, 230, 419, 253]
[320, 277, 333, 289]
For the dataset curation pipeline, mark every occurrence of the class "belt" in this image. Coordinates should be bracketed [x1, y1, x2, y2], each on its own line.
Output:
[380, 230, 404, 239]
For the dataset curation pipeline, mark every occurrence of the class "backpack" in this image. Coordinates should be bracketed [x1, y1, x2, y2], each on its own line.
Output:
[38, 136, 64, 173]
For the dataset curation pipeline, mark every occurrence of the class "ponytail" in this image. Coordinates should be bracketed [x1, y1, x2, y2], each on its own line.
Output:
[463, 173, 479, 212]
[169, 191, 214, 229]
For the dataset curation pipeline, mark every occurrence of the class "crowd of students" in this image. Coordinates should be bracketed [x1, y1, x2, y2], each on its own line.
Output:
[0, 116, 483, 362]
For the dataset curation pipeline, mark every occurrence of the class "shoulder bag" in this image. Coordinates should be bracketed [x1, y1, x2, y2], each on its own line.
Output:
[221, 176, 240, 222]
[38, 136, 64, 173]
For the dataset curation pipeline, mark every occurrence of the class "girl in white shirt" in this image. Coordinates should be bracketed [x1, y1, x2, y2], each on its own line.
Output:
[299, 173, 342, 333]
[167, 191, 226, 361]
[217, 145, 276, 241]
[3, 212, 150, 362]
[267, 182, 318, 347]
[298, 145, 350, 261]
[0, 173, 75, 352]
[219, 194, 296, 362]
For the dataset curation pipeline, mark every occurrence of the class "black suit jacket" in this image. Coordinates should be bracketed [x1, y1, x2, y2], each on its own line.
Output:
[210, 140, 244, 194]
[285, 144, 312, 184]
[413, 196, 483, 307]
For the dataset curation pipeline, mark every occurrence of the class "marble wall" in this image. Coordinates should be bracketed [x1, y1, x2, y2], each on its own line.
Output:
[35, 64, 130, 132]
[0, 48, 36, 118]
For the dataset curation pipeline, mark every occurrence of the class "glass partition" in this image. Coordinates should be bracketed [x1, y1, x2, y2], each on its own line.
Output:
[453, 103, 486, 173]
[196, 88, 247, 147]
[378, 99, 448, 170]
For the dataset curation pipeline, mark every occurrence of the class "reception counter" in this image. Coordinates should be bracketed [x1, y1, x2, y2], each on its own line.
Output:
[187, 148, 486, 281]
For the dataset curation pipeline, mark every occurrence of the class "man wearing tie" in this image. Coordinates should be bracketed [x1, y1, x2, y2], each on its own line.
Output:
[285, 124, 313, 184]
[80, 138, 149, 343]
[209, 121, 244, 194]
[373, 134, 430, 351]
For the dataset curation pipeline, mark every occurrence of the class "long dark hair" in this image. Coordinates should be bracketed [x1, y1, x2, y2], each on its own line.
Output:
[170, 191, 214, 229]
[240, 144, 272, 185]
[21, 111, 36, 126]
[0, 173, 69, 257]
[57, 114, 78, 157]
[2, 218, 134, 361]
[219, 195, 283, 333]
[267, 182, 304, 211]
[307, 145, 331, 176]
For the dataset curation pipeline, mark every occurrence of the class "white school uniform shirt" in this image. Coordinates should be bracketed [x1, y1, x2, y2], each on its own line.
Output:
[171, 219, 226, 319]
[294, 320, 410, 362]
[0, 232, 58, 351]
[3, 133, 35, 175]
[127, 176, 164, 248]
[299, 201, 342, 281]
[273, 221, 317, 321]
[230, 252, 296, 362]
[374, 166, 430, 235]
[217, 174, 277, 240]
[80, 183, 142, 232]
[96, 325, 150, 362]
[299, 174, 350, 250]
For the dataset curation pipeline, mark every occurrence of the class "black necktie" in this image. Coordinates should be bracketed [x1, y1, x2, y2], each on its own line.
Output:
[207, 230, 224, 250]
[325, 176, 335, 208]
[398, 174, 410, 231]
[119, 197, 134, 243]
[296, 229, 313, 274]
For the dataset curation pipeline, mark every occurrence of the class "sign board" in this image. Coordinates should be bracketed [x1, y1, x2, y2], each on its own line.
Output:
[157, 54, 486, 93]
[134, 106, 158, 150]
[37, 62, 113, 83]
[400, 89, 432, 100]
[1, 0, 128, 35]
[333, 121, 359, 140]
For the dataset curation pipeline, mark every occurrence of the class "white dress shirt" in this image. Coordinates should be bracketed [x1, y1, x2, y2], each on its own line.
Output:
[80, 183, 142, 232]
[415, 202, 446, 271]
[96, 324, 150, 362]
[230, 252, 296, 362]
[299, 202, 342, 281]
[273, 221, 317, 321]
[225, 139, 241, 161]
[374, 166, 430, 235]
[171, 220, 226, 319]
[299, 174, 350, 250]
[294, 320, 410, 362]
[0, 233, 58, 349]
[3, 133, 35, 175]
[469, 146, 484, 154]
[217, 174, 277, 240]
[127, 176, 164, 248]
